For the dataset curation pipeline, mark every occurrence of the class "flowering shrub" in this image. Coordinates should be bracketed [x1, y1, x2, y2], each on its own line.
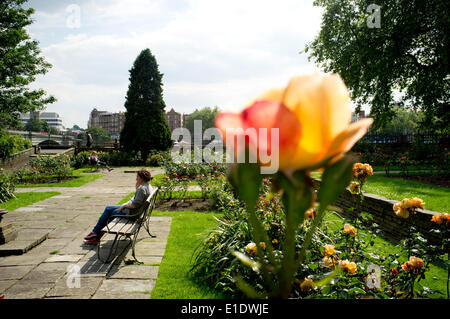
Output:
[69, 150, 145, 168]
[0, 169, 16, 203]
[25, 154, 73, 182]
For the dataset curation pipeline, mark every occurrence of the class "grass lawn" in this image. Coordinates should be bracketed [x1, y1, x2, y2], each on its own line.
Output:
[16, 168, 104, 188]
[0, 192, 61, 211]
[363, 175, 449, 212]
[323, 211, 448, 298]
[311, 172, 449, 212]
[150, 210, 226, 299]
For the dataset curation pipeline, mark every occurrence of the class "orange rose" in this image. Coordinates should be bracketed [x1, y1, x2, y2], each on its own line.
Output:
[305, 208, 317, 219]
[431, 214, 444, 224]
[215, 73, 373, 172]
[300, 278, 315, 292]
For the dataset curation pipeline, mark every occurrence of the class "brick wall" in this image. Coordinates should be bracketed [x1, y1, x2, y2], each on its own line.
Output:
[312, 178, 442, 245]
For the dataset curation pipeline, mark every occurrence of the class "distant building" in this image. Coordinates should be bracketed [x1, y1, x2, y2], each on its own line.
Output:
[88, 108, 125, 139]
[165, 108, 182, 132]
[182, 113, 190, 128]
[20, 111, 63, 132]
[351, 110, 366, 123]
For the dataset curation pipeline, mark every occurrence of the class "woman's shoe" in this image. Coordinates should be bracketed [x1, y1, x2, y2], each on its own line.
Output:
[84, 232, 97, 240]
[84, 238, 99, 245]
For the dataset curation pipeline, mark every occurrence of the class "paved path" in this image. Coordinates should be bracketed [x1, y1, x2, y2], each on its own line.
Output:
[0, 167, 170, 299]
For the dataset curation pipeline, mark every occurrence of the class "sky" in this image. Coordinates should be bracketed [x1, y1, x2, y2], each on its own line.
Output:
[25, 0, 325, 129]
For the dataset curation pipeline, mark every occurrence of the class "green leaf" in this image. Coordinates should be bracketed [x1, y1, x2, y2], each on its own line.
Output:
[235, 274, 266, 299]
[229, 162, 262, 213]
[318, 155, 354, 209]
[231, 250, 261, 273]
[315, 268, 341, 287]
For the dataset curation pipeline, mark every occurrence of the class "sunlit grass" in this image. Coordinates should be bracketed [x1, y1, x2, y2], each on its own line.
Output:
[0, 192, 61, 211]
[150, 210, 226, 299]
[16, 168, 104, 188]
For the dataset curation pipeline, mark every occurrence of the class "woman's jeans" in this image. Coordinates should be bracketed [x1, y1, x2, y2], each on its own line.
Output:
[92, 205, 126, 236]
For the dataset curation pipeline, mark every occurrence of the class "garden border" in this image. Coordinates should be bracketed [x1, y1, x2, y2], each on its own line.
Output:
[0, 147, 35, 172]
[311, 178, 441, 245]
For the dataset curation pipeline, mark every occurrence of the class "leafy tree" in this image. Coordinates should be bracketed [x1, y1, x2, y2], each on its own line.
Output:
[304, 0, 449, 132]
[120, 48, 172, 162]
[0, 0, 56, 129]
[87, 125, 111, 145]
[185, 106, 220, 136]
[24, 117, 43, 132]
[374, 106, 422, 135]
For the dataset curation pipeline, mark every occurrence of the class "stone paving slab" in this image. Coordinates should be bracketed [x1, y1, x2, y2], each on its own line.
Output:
[3, 281, 53, 299]
[0, 280, 15, 294]
[44, 254, 83, 263]
[0, 168, 172, 299]
[0, 228, 50, 256]
[20, 262, 68, 283]
[45, 275, 104, 298]
[92, 279, 154, 299]
[0, 265, 34, 280]
[108, 265, 159, 280]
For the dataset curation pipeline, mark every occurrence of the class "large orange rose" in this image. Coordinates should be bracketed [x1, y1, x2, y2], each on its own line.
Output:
[215, 73, 373, 172]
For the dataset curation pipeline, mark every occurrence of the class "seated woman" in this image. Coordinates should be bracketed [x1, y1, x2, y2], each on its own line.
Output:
[89, 151, 113, 172]
[84, 169, 154, 244]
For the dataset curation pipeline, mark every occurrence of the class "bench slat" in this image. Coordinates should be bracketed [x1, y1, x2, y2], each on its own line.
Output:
[107, 219, 133, 233]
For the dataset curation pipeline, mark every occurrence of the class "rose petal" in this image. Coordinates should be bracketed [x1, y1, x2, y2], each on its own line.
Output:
[326, 118, 374, 158]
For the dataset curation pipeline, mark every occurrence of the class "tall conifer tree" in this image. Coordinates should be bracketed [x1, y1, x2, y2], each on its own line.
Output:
[120, 49, 172, 161]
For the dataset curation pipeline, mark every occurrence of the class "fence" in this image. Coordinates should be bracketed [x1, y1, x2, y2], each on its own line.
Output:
[360, 133, 449, 145]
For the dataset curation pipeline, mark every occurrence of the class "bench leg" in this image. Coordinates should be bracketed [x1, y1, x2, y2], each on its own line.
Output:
[98, 233, 120, 263]
[144, 218, 156, 238]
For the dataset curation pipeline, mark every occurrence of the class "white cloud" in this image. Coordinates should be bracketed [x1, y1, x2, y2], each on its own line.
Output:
[27, 0, 324, 128]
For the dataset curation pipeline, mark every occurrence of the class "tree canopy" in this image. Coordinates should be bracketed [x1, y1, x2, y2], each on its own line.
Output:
[120, 49, 172, 161]
[184, 106, 219, 136]
[0, 0, 56, 129]
[304, 0, 449, 133]
[87, 125, 111, 145]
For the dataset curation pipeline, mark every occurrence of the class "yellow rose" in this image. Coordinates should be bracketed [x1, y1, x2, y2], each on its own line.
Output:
[400, 199, 413, 210]
[343, 223, 357, 237]
[394, 207, 410, 219]
[339, 259, 357, 274]
[258, 242, 266, 249]
[215, 73, 373, 171]
[245, 242, 257, 257]
[409, 256, 424, 269]
[346, 261, 357, 274]
[322, 255, 338, 268]
[410, 197, 424, 209]
[324, 244, 336, 256]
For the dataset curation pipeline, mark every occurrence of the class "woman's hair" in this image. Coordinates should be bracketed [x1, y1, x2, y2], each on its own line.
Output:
[137, 169, 152, 182]
[91, 151, 97, 155]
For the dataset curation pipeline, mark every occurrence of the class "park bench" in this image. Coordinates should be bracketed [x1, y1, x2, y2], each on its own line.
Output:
[97, 187, 159, 263]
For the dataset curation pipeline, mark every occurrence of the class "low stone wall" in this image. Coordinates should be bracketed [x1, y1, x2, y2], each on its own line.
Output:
[312, 178, 441, 245]
[0, 148, 35, 172]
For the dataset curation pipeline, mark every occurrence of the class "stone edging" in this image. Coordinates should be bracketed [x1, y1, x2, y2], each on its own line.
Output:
[311, 178, 442, 244]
